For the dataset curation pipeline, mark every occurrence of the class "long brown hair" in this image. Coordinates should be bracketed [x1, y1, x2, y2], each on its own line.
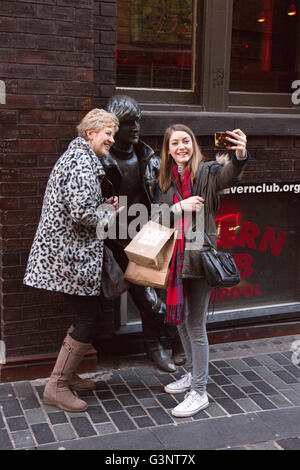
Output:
[159, 124, 204, 193]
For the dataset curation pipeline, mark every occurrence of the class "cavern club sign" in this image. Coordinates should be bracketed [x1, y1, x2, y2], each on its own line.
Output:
[210, 183, 300, 310]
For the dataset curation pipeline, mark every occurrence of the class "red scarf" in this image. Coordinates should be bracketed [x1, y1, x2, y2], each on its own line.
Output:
[166, 166, 192, 325]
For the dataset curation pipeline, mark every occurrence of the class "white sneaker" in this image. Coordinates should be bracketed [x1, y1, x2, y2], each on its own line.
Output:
[171, 390, 209, 417]
[164, 372, 192, 394]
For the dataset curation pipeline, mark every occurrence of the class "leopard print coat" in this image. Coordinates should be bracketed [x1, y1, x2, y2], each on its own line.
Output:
[23, 137, 113, 296]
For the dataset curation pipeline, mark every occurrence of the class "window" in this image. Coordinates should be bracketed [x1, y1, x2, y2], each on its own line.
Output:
[230, 0, 300, 93]
[116, 0, 201, 104]
[117, 0, 194, 90]
[212, 183, 300, 315]
[116, 0, 300, 111]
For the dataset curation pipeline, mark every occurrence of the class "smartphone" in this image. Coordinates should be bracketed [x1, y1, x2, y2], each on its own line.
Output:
[214, 132, 231, 149]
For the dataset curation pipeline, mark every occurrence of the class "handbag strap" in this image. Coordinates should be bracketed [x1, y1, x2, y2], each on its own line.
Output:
[171, 180, 215, 249]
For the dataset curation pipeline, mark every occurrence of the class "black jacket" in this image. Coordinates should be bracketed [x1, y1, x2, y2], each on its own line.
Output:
[101, 140, 161, 209]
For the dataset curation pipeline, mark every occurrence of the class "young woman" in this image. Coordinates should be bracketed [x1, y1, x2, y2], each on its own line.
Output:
[157, 124, 248, 417]
[24, 109, 121, 413]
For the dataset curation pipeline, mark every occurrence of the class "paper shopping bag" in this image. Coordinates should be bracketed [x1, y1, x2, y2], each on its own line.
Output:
[124, 234, 176, 289]
[124, 220, 175, 270]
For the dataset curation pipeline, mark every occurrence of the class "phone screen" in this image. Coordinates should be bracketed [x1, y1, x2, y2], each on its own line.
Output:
[214, 132, 231, 149]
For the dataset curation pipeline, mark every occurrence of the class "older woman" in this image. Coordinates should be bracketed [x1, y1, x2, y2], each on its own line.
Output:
[24, 109, 120, 412]
[157, 124, 248, 417]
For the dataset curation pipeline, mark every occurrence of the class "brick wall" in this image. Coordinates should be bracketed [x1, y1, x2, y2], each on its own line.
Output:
[0, 0, 117, 360]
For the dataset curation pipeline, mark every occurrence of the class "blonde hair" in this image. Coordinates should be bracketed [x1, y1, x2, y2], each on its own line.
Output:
[77, 108, 119, 140]
[159, 124, 204, 193]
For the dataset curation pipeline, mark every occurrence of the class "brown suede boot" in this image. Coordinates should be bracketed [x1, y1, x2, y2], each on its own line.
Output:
[67, 325, 96, 391]
[43, 335, 90, 412]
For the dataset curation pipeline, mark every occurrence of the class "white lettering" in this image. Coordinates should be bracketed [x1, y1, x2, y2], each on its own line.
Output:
[292, 79, 300, 105]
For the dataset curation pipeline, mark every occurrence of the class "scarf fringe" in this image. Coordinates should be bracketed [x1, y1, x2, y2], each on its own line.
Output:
[166, 305, 184, 326]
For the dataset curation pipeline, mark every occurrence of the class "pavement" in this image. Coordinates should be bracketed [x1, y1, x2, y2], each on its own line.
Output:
[1, 334, 300, 451]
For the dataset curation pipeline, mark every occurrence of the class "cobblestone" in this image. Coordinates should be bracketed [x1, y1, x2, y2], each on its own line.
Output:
[0, 334, 299, 450]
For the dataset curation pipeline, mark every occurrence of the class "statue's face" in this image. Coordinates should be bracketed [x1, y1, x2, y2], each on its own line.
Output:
[116, 117, 140, 145]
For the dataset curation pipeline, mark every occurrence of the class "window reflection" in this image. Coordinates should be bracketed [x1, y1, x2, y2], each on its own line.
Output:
[117, 0, 194, 90]
[230, 0, 300, 92]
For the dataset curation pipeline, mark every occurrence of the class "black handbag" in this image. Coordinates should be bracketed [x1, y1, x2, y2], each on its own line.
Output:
[171, 180, 240, 289]
[101, 245, 130, 299]
[200, 233, 240, 288]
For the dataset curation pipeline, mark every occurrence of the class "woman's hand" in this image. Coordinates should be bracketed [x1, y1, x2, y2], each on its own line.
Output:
[226, 129, 247, 159]
[176, 196, 204, 212]
[104, 196, 124, 216]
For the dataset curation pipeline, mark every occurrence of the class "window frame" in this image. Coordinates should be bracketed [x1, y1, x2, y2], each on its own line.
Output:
[116, 0, 300, 114]
[116, 0, 203, 105]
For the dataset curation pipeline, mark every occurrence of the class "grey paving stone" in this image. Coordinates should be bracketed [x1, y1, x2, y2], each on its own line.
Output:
[13, 381, 40, 410]
[273, 369, 298, 384]
[152, 412, 277, 450]
[139, 398, 160, 408]
[37, 428, 165, 450]
[0, 383, 15, 400]
[95, 390, 115, 401]
[242, 385, 260, 394]
[117, 394, 139, 406]
[256, 407, 300, 439]
[235, 398, 261, 413]
[141, 375, 161, 387]
[290, 383, 300, 394]
[207, 383, 228, 399]
[24, 408, 47, 425]
[70, 416, 97, 438]
[284, 364, 300, 378]
[94, 422, 118, 435]
[126, 406, 147, 417]
[248, 393, 277, 410]
[276, 437, 300, 450]
[11, 429, 35, 449]
[109, 411, 137, 431]
[87, 405, 110, 424]
[7, 416, 28, 432]
[251, 366, 289, 390]
[119, 369, 139, 381]
[216, 397, 245, 415]
[205, 403, 228, 418]
[134, 416, 155, 428]
[48, 412, 68, 425]
[219, 367, 239, 376]
[0, 428, 14, 450]
[230, 375, 252, 387]
[1, 398, 23, 418]
[102, 399, 123, 413]
[212, 374, 231, 385]
[155, 394, 178, 409]
[251, 380, 278, 396]
[242, 357, 262, 367]
[133, 389, 153, 399]
[53, 423, 77, 441]
[147, 407, 173, 425]
[258, 355, 285, 371]
[110, 384, 131, 395]
[226, 358, 250, 372]
[279, 389, 300, 406]
[241, 370, 262, 382]
[222, 384, 247, 399]
[31, 422, 56, 445]
[269, 353, 291, 366]
[268, 393, 294, 409]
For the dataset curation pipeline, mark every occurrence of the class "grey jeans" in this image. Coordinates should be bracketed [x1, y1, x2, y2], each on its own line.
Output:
[177, 278, 211, 395]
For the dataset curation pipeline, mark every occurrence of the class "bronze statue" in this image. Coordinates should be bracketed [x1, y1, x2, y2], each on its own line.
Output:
[102, 94, 185, 372]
